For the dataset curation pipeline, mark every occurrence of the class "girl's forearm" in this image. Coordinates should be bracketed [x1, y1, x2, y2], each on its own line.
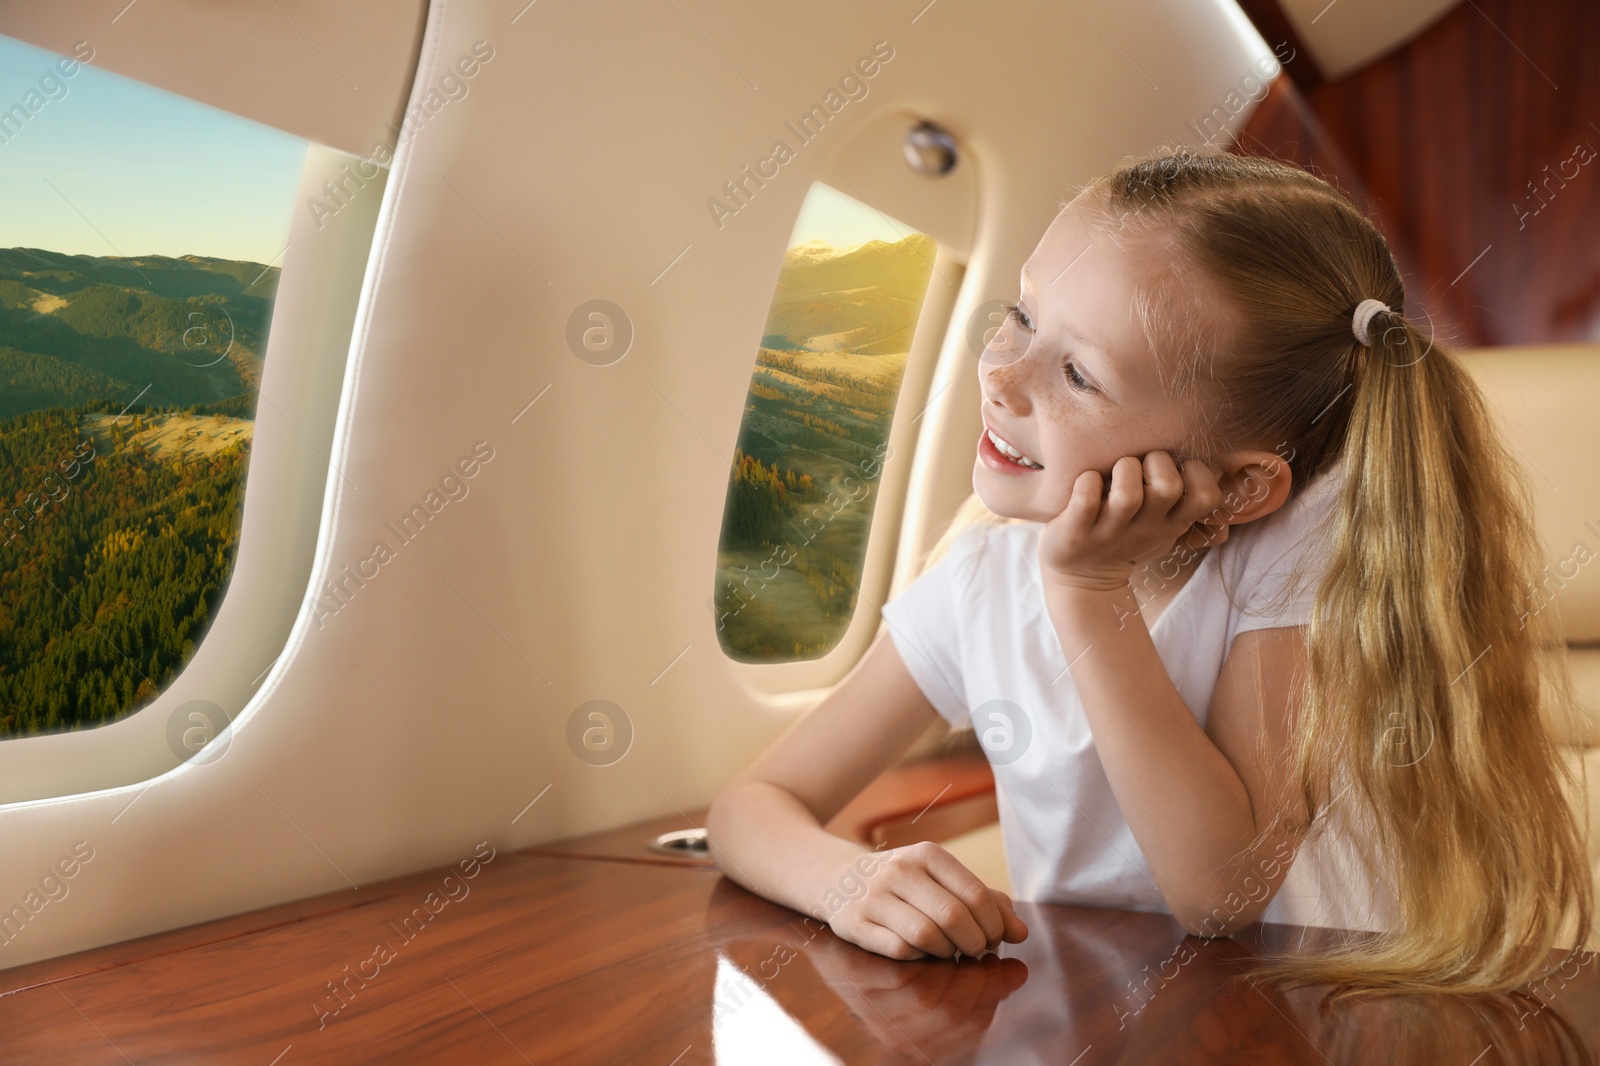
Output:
[705, 780, 875, 919]
[1042, 581, 1266, 934]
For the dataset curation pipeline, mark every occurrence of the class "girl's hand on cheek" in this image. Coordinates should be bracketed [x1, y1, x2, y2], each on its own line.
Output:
[1038, 450, 1226, 594]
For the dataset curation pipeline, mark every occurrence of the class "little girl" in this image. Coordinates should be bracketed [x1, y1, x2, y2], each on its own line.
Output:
[706, 146, 1592, 997]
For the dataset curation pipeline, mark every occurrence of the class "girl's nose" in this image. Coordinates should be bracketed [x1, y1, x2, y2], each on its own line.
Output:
[981, 358, 1035, 415]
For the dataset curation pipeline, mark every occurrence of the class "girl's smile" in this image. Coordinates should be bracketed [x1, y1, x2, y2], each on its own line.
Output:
[978, 417, 1045, 473]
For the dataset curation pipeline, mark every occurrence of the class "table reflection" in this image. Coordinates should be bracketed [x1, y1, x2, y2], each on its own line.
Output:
[700, 878, 1600, 1064]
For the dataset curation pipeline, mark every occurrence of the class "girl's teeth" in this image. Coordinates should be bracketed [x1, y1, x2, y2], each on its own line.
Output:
[988, 429, 1042, 468]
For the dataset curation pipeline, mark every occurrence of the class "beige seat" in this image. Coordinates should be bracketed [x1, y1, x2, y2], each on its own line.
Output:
[1460, 345, 1600, 950]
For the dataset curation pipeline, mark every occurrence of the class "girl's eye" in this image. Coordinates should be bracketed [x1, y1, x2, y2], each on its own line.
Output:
[1003, 302, 1032, 331]
[1063, 362, 1094, 393]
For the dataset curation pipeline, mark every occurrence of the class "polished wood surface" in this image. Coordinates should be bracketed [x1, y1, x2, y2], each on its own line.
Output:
[1234, 0, 1600, 348]
[826, 750, 997, 849]
[6, 815, 1600, 1063]
[525, 753, 997, 868]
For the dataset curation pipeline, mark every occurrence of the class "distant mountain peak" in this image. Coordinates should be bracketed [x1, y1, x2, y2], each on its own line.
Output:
[784, 235, 928, 266]
[785, 238, 839, 262]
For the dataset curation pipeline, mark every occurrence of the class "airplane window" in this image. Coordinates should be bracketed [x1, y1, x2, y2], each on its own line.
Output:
[714, 180, 936, 662]
[0, 34, 309, 739]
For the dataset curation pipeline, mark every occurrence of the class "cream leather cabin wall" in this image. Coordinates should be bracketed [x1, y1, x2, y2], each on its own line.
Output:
[0, 0, 1278, 969]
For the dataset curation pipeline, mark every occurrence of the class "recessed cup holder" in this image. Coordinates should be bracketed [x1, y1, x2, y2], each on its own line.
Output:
[648, 826, 711, 858]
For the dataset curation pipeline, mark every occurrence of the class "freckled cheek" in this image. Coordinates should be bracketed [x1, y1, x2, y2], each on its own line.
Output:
[1033, 404, 1108, 473]
[1038, 406, 1165, 485]
[1039, 390, 1075, 422]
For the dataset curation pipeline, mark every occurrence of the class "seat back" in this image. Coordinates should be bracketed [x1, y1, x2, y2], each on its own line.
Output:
[1458, 344, 1600, 947]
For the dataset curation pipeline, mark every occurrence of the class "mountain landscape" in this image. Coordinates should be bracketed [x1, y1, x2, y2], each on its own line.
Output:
[717, 232, 936, 662]
[0, 248, 273, 738]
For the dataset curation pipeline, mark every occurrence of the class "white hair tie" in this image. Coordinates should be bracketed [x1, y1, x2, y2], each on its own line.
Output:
[1351, 298, 1390, 347]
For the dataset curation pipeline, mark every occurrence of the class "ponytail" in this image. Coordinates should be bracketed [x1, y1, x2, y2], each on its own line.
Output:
[1245, 313, 1594, 997]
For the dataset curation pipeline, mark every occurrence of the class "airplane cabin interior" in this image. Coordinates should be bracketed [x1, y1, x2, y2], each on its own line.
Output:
[0, 0, 1598, 1062]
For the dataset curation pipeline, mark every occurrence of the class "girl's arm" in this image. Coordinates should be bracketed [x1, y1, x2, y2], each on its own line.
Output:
[706, 629, 1029, 958]
[1045, 583, 1308, 936]
[1037, 451, 1310, 936]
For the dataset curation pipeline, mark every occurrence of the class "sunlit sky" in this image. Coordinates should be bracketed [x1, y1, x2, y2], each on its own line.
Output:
[786, 180, 919, 252]
[0, 34, 306, 265]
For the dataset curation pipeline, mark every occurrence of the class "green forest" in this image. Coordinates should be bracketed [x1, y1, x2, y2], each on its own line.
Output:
[715, 232, 935, 662]
[0, 248, 274, 738]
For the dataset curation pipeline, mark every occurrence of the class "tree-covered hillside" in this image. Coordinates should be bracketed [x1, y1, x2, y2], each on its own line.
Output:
[716, 232, 934, 662]
[0, 248, 276, 739]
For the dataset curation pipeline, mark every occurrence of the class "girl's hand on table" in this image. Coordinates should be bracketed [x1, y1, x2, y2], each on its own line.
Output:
[817, 841, 1029, 961]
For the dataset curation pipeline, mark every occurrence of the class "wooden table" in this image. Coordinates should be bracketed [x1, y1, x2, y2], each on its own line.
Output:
[4, 808, 1600, 1064]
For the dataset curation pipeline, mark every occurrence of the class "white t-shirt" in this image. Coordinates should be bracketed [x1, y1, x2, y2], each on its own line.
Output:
[879, 464, 1396, 934]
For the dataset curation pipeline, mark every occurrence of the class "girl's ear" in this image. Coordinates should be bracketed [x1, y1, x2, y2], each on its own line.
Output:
[1199, 451, 1294, 536]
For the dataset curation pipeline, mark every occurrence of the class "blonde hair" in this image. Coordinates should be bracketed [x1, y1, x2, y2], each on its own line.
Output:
[925, 146, 1592, 999]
